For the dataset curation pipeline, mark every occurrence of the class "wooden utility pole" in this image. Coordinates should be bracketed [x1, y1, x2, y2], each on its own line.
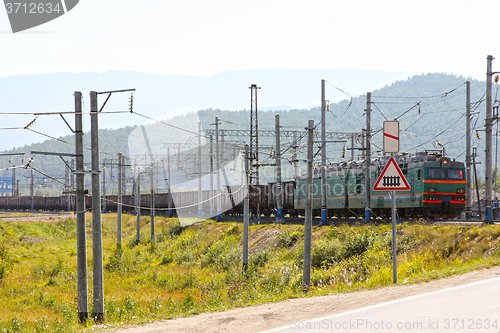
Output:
[303, 119, 314, 293]
[75, 91, 88, 324]
[90, 91, 104, 323]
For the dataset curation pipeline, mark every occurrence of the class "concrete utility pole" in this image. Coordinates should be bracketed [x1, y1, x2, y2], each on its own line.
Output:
[102, 163, 106, 213]
[365, 92, 372, 223]
[30, 169, 34, 211]
[243, 144, 249, 270]
[75, 91, 88, 324]
[65, 165, 70, 211]
[361, 129, 366, 159]
[320, 79, 328, 225]
[167, 147, 172, 217]
[473, 149, 482, 219]
[150, 164, 155, 244]
[198, 122, 203, 217]
[71, 159, 75, 210]
[485, 55, 494, 223]
[215, 117, 222, 221]
[275, 114, 284, 223]
[11, 167, 15, 196]
[303, 119, 314, 293]
[351, 135, 355, 160]
[117, 153, 122, 248]
[466, 81, 472, 219]
[136, 173, 141, 244]
[210, 136, 214, 217]
[293, 132, 298, 180]
[90, 91, 104, 323]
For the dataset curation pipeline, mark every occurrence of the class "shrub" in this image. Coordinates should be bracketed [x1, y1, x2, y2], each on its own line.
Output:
[277, 229, 301, 248]
[341, 230, 376, 259]
[202, 236, 241, 270]
[166, 220, 183, 238]
[0, 243, 12, 280]
[311, 239, 342, 268]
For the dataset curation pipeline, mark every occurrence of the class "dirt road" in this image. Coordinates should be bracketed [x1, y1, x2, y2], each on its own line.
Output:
[106, 266, 500, 333]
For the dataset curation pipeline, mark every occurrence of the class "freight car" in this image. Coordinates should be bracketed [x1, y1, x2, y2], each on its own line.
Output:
[294, 150, 466, 219]
[0, 151, 466, 220]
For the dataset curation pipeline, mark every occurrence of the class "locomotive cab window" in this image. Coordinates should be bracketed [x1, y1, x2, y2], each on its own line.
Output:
[428, 168, 445, 179]
[447, 169, 463, 179]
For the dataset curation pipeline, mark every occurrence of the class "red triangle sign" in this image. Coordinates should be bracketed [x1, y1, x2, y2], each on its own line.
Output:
[373, 157, 411, 191]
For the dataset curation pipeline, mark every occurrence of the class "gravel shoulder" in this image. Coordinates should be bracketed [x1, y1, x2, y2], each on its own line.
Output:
[106, 266, 500, 333]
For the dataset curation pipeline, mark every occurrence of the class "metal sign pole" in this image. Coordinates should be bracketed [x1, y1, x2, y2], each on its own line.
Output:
[391, 190, 397, 284]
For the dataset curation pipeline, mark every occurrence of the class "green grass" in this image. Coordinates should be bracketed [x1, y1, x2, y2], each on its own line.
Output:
[0, 216, 499, 332]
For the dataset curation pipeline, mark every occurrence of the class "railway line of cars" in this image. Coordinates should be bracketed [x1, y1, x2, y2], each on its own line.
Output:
[0, 151, 467, 220]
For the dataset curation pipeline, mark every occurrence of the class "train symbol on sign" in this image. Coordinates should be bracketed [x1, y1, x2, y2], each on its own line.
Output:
[373, 157, 411, 191]
[382, 176, 400, 187]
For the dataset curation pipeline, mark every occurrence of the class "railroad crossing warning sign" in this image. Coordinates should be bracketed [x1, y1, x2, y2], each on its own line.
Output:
[373, 157, 411, 191]
[383, 120, 399, 153]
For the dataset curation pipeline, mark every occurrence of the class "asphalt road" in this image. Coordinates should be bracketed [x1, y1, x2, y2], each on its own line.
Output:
[263, 277, 500, 333]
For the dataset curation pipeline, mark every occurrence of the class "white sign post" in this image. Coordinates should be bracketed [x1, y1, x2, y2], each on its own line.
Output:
[373, 157, 410, 283]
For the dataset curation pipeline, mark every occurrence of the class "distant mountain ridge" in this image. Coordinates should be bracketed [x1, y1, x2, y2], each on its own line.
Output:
[0, 71, 489, 195]
[0, 69, 418, 151]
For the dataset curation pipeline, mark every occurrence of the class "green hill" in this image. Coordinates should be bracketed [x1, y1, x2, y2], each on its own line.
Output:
[0, 73, 489, 196]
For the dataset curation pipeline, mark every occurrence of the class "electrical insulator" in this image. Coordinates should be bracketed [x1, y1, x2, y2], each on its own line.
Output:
[129, 93, 134, 112]
[418, 106, 421, 114]
[476, 131, 480, 139]
[342, 146, 346, 158]
[495, 75, 499, 84]
[25, 117, 36, 129]
[327, 103, 330, 111]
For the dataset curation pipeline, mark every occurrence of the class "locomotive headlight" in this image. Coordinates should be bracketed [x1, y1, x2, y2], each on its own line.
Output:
[457, 189, 465, 194]
[428, 188, 436, 193]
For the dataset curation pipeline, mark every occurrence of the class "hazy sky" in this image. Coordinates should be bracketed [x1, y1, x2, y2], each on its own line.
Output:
[0, 0, 498, 79]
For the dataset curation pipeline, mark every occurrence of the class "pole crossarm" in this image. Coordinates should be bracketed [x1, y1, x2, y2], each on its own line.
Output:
[31, 150, 76, 157]
[0, 152, 25, 156]
[97, 88, 136, 95]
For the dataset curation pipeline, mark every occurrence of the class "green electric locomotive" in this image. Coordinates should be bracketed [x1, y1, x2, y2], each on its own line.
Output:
[294, 150, 466, 219]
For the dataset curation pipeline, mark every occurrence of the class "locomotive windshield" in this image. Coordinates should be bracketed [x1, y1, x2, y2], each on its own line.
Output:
[428, 169, 445, 179]
[447, 169, 463, 179]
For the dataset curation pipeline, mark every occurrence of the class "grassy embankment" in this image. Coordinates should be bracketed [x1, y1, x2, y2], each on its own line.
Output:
[0, 214, 499, 332]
